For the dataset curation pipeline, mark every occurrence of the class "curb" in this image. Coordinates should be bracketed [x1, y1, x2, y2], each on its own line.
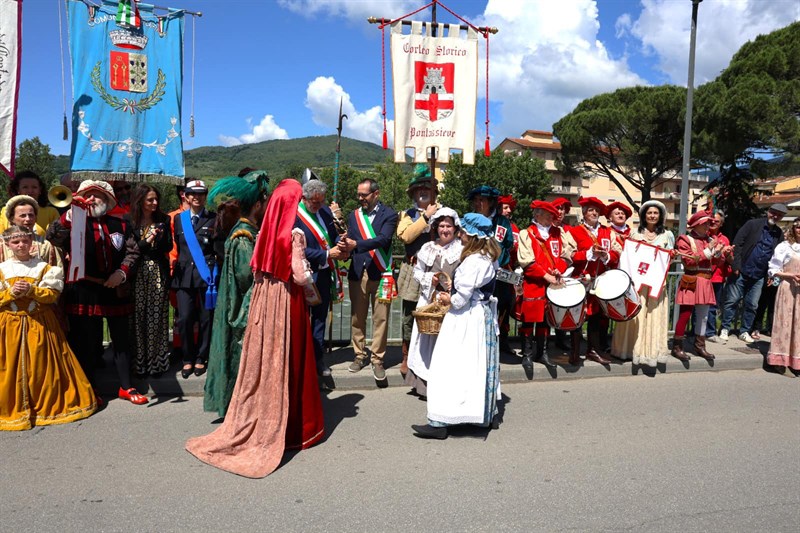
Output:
[94, 336, 770, 397]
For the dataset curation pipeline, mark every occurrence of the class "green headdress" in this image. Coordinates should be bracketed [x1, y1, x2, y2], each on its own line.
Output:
[208, 170, 270, 212]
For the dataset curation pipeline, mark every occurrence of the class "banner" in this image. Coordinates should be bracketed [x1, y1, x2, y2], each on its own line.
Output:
[619, 238, 672, 299]
[68, 0, 184, 182]
[391, 21, 478, 165]
[0, 0, 21, 177]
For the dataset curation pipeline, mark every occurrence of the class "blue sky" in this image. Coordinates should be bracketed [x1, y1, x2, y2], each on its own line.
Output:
[14, 0, 800, 156]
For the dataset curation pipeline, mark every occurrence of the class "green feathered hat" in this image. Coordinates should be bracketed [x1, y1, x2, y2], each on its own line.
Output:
[208, 170, 270, 212]
[406, 163, 435, 196]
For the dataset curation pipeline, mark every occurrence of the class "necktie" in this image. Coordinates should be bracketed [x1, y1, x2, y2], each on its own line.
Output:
[191, 214, 199, 227]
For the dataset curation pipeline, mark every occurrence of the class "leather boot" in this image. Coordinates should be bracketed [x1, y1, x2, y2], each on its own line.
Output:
[400, 340, 409, 376]
[671, 336, 689, 361]
[569, 331, 582, 366]
[694, 335, 714, 360]
[585, 330, 611, 364]
[521, 335, 535, 374]
[536, 336, 556, 368]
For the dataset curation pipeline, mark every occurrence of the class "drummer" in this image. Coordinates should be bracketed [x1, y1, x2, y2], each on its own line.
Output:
[551, 197, 576, 350]
[606, 201, 633, 242]
[517, 200, 569, 373]
[568, 196, 620, 365]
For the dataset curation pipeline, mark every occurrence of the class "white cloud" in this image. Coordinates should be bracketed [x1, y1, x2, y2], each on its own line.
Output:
[630, 0, 800, 85]
[305, 76, 394, 146]
[474, 0, 647, 140]
[218, 115, 289, 147]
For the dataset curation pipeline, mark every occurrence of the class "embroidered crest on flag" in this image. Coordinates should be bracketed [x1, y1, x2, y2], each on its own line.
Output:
[415, 62, 454, 121]
[110, 51, 147, 92]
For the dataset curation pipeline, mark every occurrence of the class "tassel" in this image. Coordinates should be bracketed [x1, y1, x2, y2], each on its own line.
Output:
[190, 115, 195, 138]
[382, 129, 388, 150]
[63, 115, 68, 140]
[485, 138, 491, 157]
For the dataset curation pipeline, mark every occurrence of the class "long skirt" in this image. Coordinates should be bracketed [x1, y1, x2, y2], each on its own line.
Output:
[767, 255, 800, 370]
[611, 287, 670, 367]
[132, 258, 171, 376]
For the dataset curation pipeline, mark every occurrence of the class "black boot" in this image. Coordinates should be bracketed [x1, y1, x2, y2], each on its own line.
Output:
[536, 336, 556, 368]
[411, 424, 448, 440]
[521, 335, 535, 376]
[569, 331, 582, 366]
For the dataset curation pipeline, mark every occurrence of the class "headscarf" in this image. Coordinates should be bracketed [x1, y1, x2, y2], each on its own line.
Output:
[250, 179, 302, 282]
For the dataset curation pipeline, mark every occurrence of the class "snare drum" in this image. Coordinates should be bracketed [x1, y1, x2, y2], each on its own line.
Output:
[592, 269, 641, 322]
[545, 279, 588, 331]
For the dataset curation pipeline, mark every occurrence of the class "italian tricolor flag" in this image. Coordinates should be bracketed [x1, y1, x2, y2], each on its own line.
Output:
[116, 0, 141, 29]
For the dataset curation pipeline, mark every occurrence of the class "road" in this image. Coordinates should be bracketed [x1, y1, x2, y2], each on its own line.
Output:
[1, 371, 798, 532]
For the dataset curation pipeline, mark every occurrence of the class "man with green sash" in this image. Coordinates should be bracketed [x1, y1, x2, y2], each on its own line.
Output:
[339, 178, 399, 381]
[295, 179, 347, 378]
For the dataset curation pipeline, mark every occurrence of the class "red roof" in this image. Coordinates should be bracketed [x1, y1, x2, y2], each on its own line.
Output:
[522, 129, 553, 137]
[506, 138, 562, 151]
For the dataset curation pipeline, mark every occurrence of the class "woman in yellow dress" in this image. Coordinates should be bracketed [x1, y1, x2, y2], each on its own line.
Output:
[0, 226, 97, 431]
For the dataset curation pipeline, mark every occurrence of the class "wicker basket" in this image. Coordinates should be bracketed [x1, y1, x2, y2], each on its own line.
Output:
[412, 301, 450, 335]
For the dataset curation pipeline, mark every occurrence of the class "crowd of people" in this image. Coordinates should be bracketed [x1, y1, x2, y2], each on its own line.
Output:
[1, 167, 798, 475]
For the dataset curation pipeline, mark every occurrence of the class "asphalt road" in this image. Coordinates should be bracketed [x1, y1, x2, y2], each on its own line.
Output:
[1, 371, 798, 532]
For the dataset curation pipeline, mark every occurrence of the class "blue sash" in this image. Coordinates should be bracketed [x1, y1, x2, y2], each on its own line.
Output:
[180, 210, 218, 309]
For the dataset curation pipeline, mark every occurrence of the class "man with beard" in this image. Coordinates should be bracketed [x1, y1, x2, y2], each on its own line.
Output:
[568, 196, 620, 365]
[46, 180, 146, 404]
[396, 164, 439, 376]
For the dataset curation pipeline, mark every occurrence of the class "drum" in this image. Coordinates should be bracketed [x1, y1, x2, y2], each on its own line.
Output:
[592, 269, 641, 322]
[545, 279, 588, 331]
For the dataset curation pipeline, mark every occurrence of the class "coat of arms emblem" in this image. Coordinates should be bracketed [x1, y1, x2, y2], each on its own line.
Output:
[414, 62, 454, 122]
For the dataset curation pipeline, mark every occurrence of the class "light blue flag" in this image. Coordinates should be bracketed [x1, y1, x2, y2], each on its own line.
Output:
[68, 0, 184, 182]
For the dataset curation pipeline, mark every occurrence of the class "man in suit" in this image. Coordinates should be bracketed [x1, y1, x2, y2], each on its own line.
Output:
[171, 179, 220, 379]
[295, 178, 348, 378]
[339, 178, 399, 381]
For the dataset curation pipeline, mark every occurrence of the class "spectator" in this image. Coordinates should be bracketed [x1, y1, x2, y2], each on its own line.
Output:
[411, 213, 501, 440]
[0, 225, 97, 430]
[718, 204, 787, 343]
[396, 164, 439, 377]
[171, 180, 220, 379]
[405, 207, 462, 397]
[127, 184, 173, 377]
[0, 171, 59, 235]
[766, 219, 800, 371]
[338, 178, 399, 381]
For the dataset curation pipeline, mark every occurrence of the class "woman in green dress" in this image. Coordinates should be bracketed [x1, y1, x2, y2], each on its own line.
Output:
[203, 172, 269, 417]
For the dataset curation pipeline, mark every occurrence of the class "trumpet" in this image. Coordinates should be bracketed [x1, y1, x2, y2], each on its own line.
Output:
[48, 185, 73, 208]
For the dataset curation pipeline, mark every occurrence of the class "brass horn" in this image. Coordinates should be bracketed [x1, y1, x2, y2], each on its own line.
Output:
[48, 185, 73, 208]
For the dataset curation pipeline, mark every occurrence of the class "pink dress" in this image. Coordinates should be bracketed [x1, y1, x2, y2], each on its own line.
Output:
[766, 243, 800, 370]
[675, 233, 717, 306]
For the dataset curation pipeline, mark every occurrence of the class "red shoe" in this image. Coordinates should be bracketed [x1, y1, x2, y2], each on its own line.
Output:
[118, 387, 149, 405]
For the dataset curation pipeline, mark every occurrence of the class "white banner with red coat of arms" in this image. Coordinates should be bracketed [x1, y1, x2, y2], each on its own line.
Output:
[391, 21, 478, 165]
[0, 0, 21, 177]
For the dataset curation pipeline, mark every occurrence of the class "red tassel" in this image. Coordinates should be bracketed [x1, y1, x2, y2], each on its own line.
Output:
[485, 139, 491, 156]
[382, 130, 388, 150]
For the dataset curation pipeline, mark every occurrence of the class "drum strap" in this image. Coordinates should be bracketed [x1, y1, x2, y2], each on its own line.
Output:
[527, 228, 556, 270]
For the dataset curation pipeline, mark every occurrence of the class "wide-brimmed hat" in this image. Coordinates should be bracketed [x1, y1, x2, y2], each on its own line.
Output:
[605, 201, 632, 219]
[461, 213, 493, 239]
[551, 197, 572, 213]
[4, 195, 39, 222]
[429, 207, 460, 228]
[688, 210, 713, 228]
[638, 200, 667, 222]
[530, 200, 559, 218]
[467, 185, 500, 201]
[75, 180, 117, 210]
[578, 196, 605, 212]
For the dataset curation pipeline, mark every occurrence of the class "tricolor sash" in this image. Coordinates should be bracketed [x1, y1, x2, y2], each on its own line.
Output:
[354, 207, 396, 303]
[297, 202, 344, 303]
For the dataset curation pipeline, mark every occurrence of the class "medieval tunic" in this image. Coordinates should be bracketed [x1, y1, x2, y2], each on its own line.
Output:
[611, 230, 675, 366]
[569, 223, 620, 315]
[405, 238, 463, 394]
[0, 258, 96, 430]
[203, 219, 258, 417]
[516, 224, 568, 324]
[426, 252, 500, 427]
[676, 232, 717, 306]
[766, 242, 800, 370]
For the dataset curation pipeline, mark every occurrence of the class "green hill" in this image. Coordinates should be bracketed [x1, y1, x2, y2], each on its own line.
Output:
[54, 135, 393, 181]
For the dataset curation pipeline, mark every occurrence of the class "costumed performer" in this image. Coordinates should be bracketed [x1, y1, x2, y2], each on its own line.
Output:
[0, 195, 62, 267]
[186, 179, 324, 478]
[610, 200, 674, 367]
[405, 207, 463, 397]
[516, 201, 568, 374]
[396, 164, 440, 377]
[606, 201, 632, 242]
[0, 225, 96, 430]
[412, 213, 501, 440]
[203, 171, 269, 418]
[765, 220, 800, 371]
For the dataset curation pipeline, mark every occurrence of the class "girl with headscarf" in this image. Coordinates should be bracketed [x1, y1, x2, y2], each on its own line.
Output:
[186, 179, 324, 478]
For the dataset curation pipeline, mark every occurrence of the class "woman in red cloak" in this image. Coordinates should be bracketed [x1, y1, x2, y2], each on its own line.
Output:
[186, 179, 325, 478]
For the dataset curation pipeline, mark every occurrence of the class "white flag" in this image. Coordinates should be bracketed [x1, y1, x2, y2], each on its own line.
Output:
[619, 238, 671, 299]
[0, 0, 21, 177]
[390, 21, 478, 164]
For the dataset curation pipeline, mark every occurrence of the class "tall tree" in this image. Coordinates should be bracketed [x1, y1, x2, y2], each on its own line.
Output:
[552, 85, 686, 211]
[14, 137, 57, 185]
[439, 149, 551, 225]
